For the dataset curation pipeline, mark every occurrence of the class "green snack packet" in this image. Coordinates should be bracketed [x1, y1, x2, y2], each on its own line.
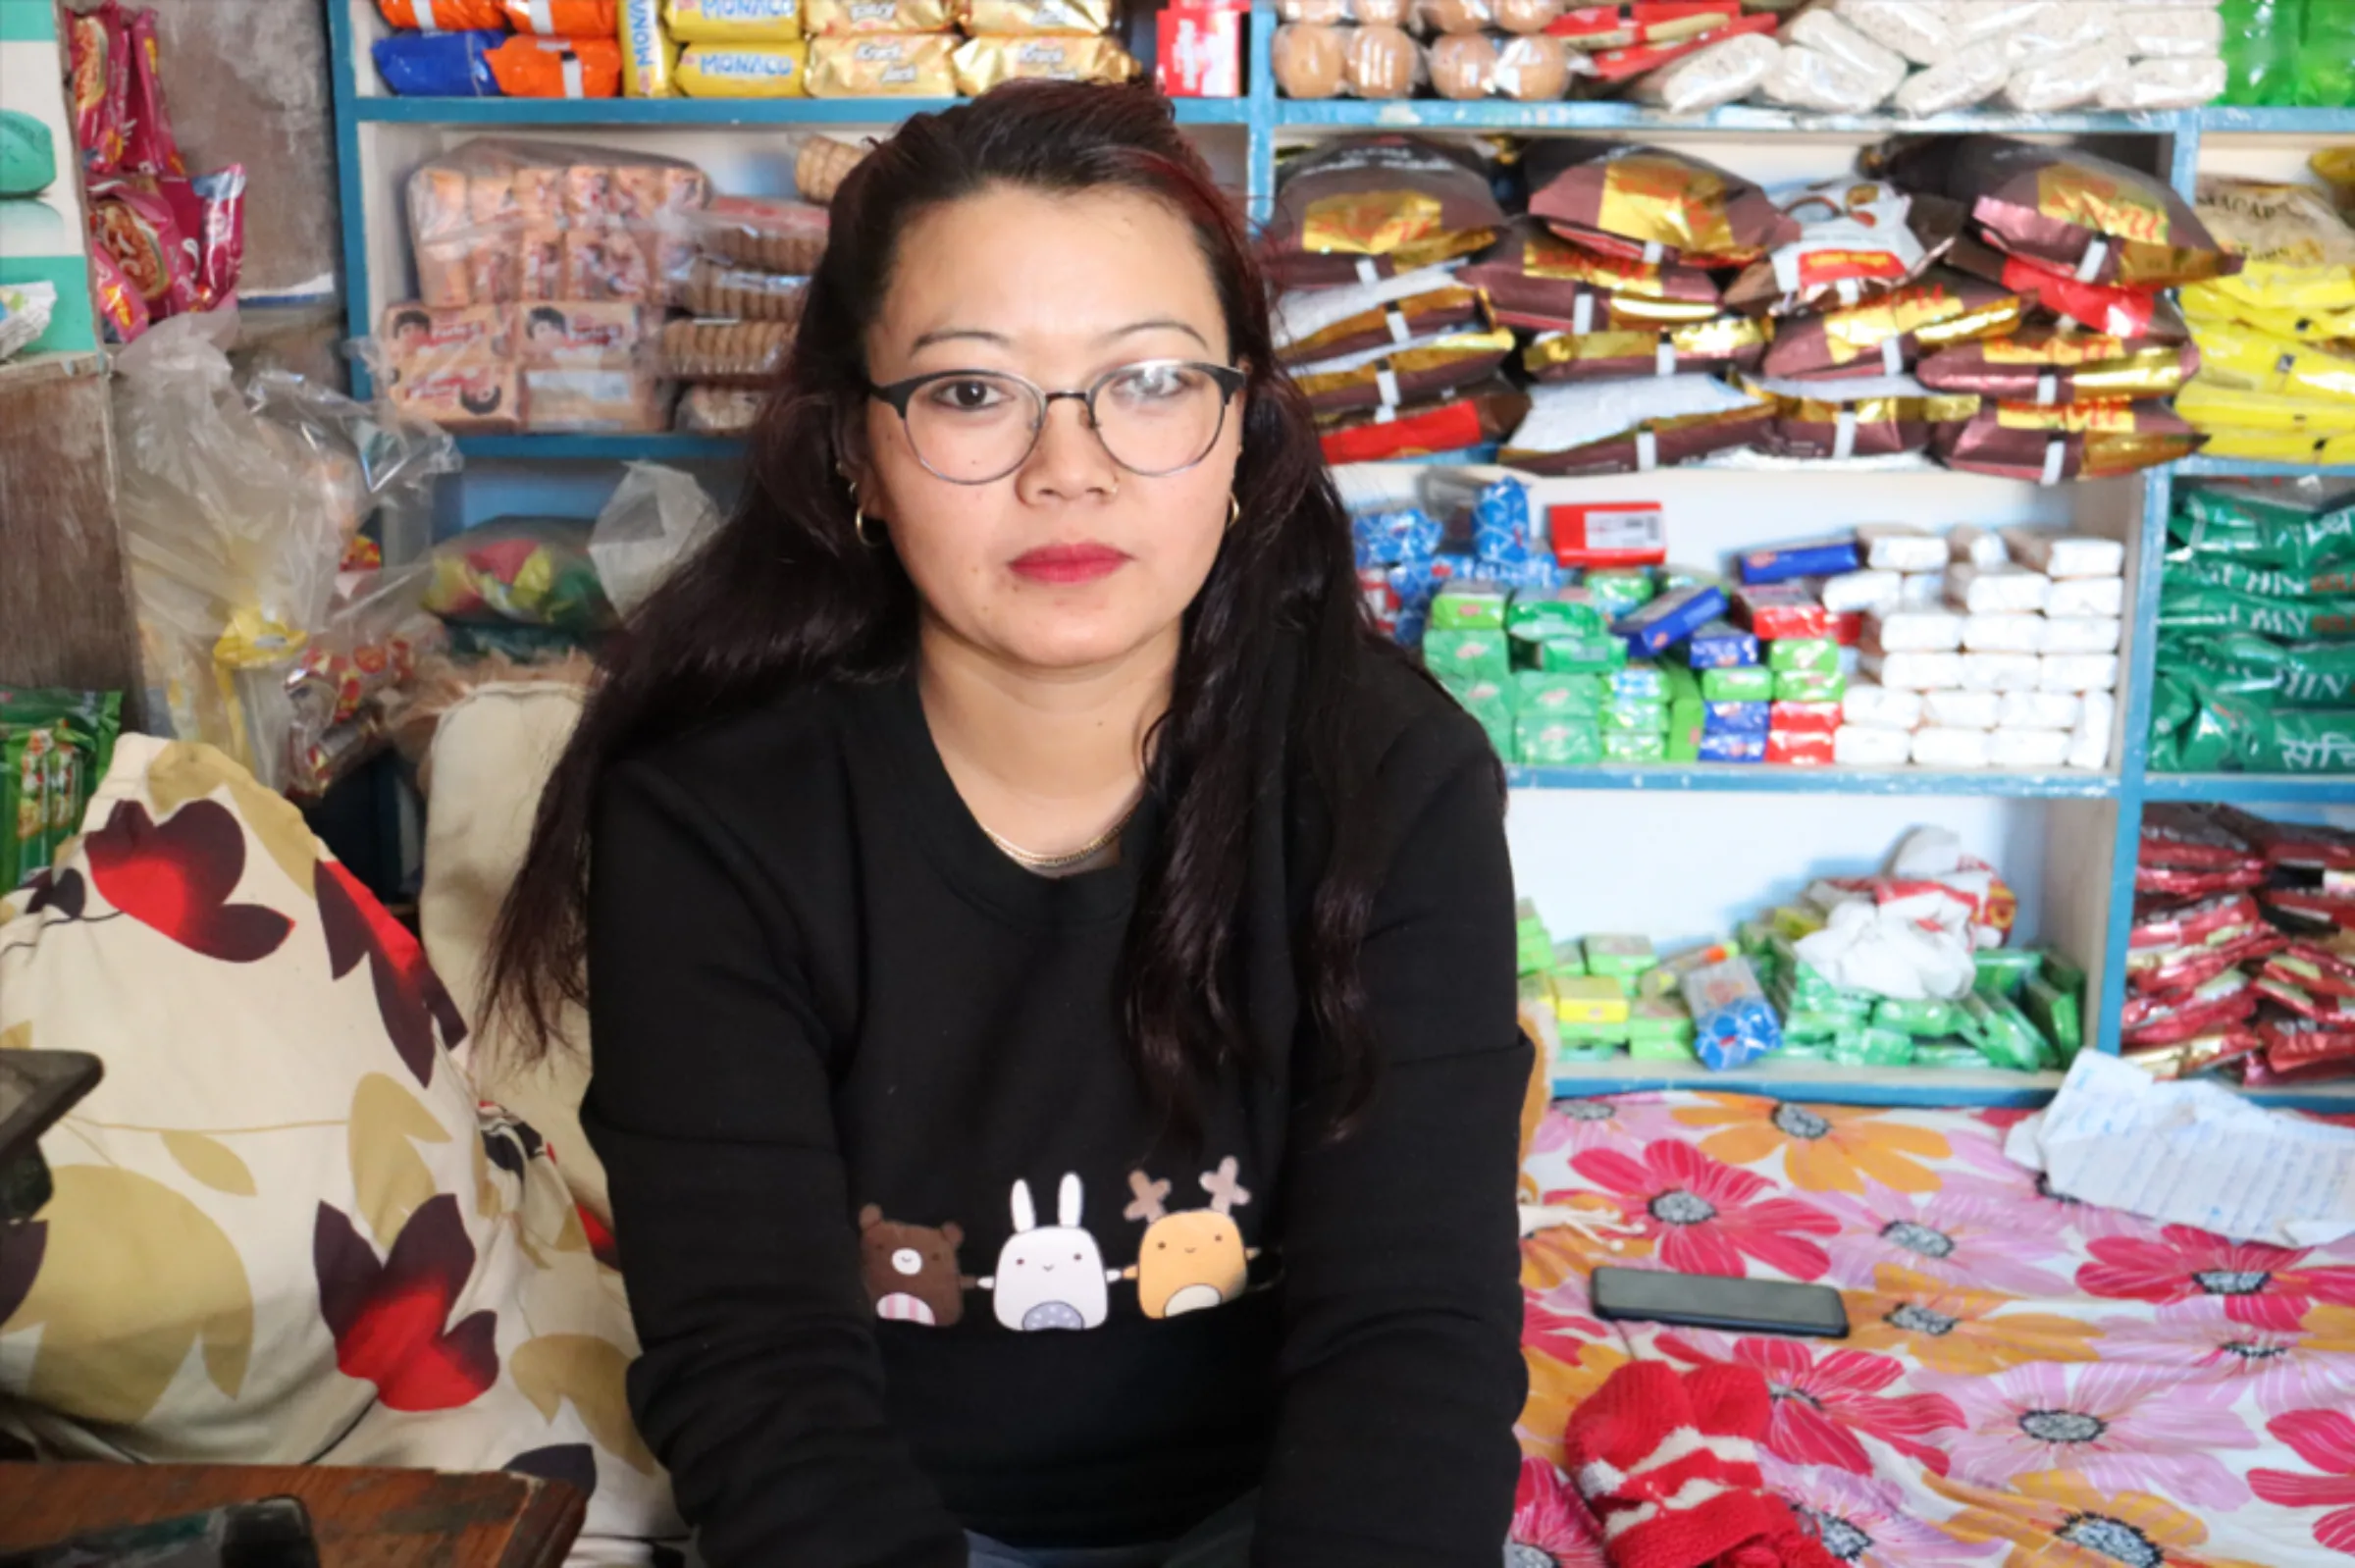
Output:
[1516, 670, 1604, 713]
[1736, 918, 1776, 957]
[1559, 1019, 1633, 1045]
[1659, 663, 1702, 705]
[1872, 997, 1966, 1036]
[1778, 1038, 1834, 1063]
[2037, 945, 2087, 999]
[1775, 669, 1849, 703]
[1519, 713, 1603, 765]
[1431, 582, 1509, 631]
[1441, 676, 1516, 761]
[1612, 664, 1670, 703]
[1551, 938, 1588, 978]
[1602, 731, 1668, 762]
[2159, 580, 2355, 642]
[1666, 711, 1702, 762]
[2021, 972, 2084, 1059]
[1582, 934, 1657, 978]
[1518, 630, 1630, 674]
[1768, 637, 1840, 674]
[1507, 585, 1609, 639]
[2172, 486, 2355, 576]
[1627, 998, 1696, 1060]
[1962, 990, 2051, 1071]
[1702, 666, 1776, 703]
[1831, 1025, 1918, 1067]
[1972, 948, 2043, 1000]
[2, 725, 31, 891]
[1600, 697, 1670, 733]
[2281, 642, 2355, 706]
[2169, 553, 2355, 601]
[1585, 570, 1657, 620]
[1768, 934, 1846, 1013]
[1427, 629, 1513, 682]
[2248, 708, 2355, 773]
[1515, 898, 1553, 976]
[1913, 1040, 1992, 1069]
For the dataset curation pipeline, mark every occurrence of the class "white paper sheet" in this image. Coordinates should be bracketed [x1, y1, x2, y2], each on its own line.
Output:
[2006, 1052, 2355, 1247]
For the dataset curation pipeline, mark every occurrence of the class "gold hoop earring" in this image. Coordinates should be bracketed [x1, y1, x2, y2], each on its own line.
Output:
[855, 505, 883, 549]
[1227, 495, 1240, 532]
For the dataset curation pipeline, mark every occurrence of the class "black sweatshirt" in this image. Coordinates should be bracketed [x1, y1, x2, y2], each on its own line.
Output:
[583, 642, 1529, 1568]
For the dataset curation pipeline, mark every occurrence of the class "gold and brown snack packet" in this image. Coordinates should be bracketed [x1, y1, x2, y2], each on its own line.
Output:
[1933, 397, 2202, 482]
[1916, 329, 2201, 403]
[1745, 374, 1980, 461]
[1521, 315, 1767, 383]
[951, 31, 1137, 91]
[1457, 217, 1722, 332]
[1265, 133, 1504, 289]
[1276, 278, 1490, 363]
[807, 29, 958, 92]
[1524, 139, 1801, 270]
[1760, 268, 2022, 381]
[957, 0, 1113, 32]
[1287, 327, 1517, 415]
[803, 0, 956, 33]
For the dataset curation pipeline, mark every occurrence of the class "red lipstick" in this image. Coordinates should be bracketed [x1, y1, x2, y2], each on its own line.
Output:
[1010, 542, 1129, 586]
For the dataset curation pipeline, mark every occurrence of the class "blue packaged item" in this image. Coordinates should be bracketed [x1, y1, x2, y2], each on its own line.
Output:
[1488, 556, 1565, 593]
[1472, 478, 1538, 565]
[1698, 729, 1767, 762]
[1686, 620, 1759, 670]
[1613, 583, 1729, 659]
[1394, 608, 1428, 648]
[372, 30, 503, 96]
[1610, 664, 1668, 702]
[1738, 536, 1862, 586]
[1702, 701, 1769, 735]
[1353, 506, 1441, 568]
[1682, 955, 1785, 1071]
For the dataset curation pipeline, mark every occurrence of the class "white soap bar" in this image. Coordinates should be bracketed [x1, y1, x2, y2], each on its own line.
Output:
[1948, 523, 2009, 567]
[1948, 561, 2052, 614]
[1834, 0, 1956, 64]
[1856, 523, 1948, 573]
[2048, 576, 2125, 617]
[1950, 0, 2056, 45]
[1999, 691, 2080, 730]
[1900, 571, 1946, 607]
[2069, 690, 2116, 770]
[2003, 39, 2132, 111]
[1923, 688, 2002, 729]
[1862, 651, 1964, 691]
[2001, 528, 2124, 579]
[1843, 680, 1923, 730]
[1911, 726, 1991, 769]
[1892, 35, 2009, 114]
[2042, 653, 2120, 692]
[1866, 607, 1964, 652]
[1961, 652, 2043, 692]
[1821, 568, 1904, 612]
[2102, 55, 2227, 111]
[1988, 727, 2071, 769]
[1835, 725, 1913, 766]
[1963, 613, 2048, 653]
[2119, 4, 2223, 57]
[2043, 615, 2122, 653]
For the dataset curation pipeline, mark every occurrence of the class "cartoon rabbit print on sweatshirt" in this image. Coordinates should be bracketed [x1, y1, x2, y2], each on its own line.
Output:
[976, 1173, 1122, 1331]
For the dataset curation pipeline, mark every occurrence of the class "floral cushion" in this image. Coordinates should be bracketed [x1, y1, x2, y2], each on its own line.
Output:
[0, 739, 683, 1565]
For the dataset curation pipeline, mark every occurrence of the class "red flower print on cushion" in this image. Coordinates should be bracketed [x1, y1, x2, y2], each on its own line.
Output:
[317, 859, 467, 1087]
[85, 799, 291, 962]
[314, 1194, 497, 1412]
[1567, 1140, 1838, 1281]
[2252, 1409, 2355, 1557]
[1508, 1456, 1609, 1568]
[1662, 1333, 1963, 1477]
[2077, 1224, 2355, 1333]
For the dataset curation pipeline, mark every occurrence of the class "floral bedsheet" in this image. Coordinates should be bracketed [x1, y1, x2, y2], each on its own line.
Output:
[1508, 1091, 2355, 1568]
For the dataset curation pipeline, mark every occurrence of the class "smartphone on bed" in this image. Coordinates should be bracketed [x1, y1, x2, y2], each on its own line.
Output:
[1591, 1266, 1849, 1339]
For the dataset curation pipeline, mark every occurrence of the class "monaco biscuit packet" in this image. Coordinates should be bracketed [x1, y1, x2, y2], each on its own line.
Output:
[1524, 140, 1802, 270]
[1873, 135, 2242, 289]
[809, 31, 958, 92]
[662, 0, 805, 40]
[1265, 134, 1505, 289]
[1746, 372, 1979, 461]
[804, 0, 956, 30]
[1759, 267, 2022, 381]
[951, 32, 1137, 91]
[1915, 327, 2200, 403]
[677, 41, 811, 94]
[958, 0, 1114, 31]
[1521, 314, 1767, 383]
[1456, 217, 1722, 332]
[1934, 397, 2201, 483]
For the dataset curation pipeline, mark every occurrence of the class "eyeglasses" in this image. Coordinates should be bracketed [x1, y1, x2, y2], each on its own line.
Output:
[865, 359, 1248, 486]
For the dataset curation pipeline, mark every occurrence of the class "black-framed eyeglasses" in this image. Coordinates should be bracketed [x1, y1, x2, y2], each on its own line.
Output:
[865, 358, 1248, 486]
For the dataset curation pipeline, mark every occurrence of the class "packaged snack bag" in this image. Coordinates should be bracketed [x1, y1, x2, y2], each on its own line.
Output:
[1916, 329, 2199, 404]
[960, 0, 1115, 32]
[807, 31, 958, 92]
[499, 0, 622, 31]
[69, 4, 131, 175]
[678, 40, 813, 93]
[804, 0, 957, 30]
[620, 0, 682, 93]
[88, 245, 151, 343]
[378, 0, 511, 26]
[951, 32, 1138, 91]
[373, 29, 507, 94]
[124, 7, 185, 177]
[1524, 140, 1800, 270]
[87, 174, 198, 316]
[663, 0, 803, 37]
[1522, 315, 1765, 384]
[1935, 399, 2201, 483]
[487, 34, 625, 95]
[1264, 134, 1504, 288]
[1760, 269, 2023, 382]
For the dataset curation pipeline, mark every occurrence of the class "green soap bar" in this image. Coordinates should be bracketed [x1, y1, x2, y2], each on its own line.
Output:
[1507, 586, 1608, 639]
[1586, 570, 1657, 607]
[1775, 669, 1849, 703]
[1972, 948, 2044, 1000]
[1559, 1020, 1633, 1045]
[1666, 719, 1701, 762]
[1660, 662, 1702, 704]
[1736, 918, 1776, 957]
[2037, 945, 2088, 999]
[1551, 938, 1588, 977]
[1961, 990, 2050, 1071]
[1873, 998, 1967, 1036]
[1831, 1025, 1918, 1067]
[1601, 697, 1670, 733]
[1768, 636, 1840, 673]
[1583, 934, 1659, 977]
[1915, 1040, 1995, 1069]
[1556, 1042, 1629, 1065]
[1516, 670, 1603, 713]
[1519, 631, 1629, 674]
[1515, 898, 1552, 976]
[1518, 713, 1604, 765]
[2022, 972, 2084, 1058]
[1779, 1038, 1835, 1063]
[1603, 731, 1667, 762]
[1702, 665, 1775, 702]
[1431, 584, 1509, 630]
[1427, 630, 1512, 681]
[0, 109, 58, 199]
[1629, 1036, 1701, 1063]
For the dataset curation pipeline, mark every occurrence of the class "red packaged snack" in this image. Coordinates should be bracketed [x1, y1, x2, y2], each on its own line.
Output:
[2264, 944, 2355, 1000]
[1158, 4, 1244, 96]
[2129, 927, 2286, 996]
[2214, 808, 2355, 871]
[2128, 892, 2263, 953]
[486, 34, 623, 96]
[2139, 803, 2257, 868]
[1733, 582, 1831, 642]
[1547, 2, 1738, 50]
[123, 7, 185, 178]
[1943, 235, 2172, 340]
[1576, 12, 1774, 83]
[2124, 1026, 2262, 1078]
[1359, 565, 1400, 636]
[69, 4, 130, 175]
[190, 167, 246, 311]
[1768, 701, 1841, 735]
[2260, 886, 2355, 932]
[2255, 972, 2355, 1024]
[2255, 1015, 2355, 1077]
[498, 0, 619, 32]
[1318, 383, 1527, 464]
[88, 174, 197, 316]
[1765, 729, 1835, 766]
[2135, 862, 2270, 898]
[87, 246, 151, 343]
[1548, 500, 1665, 568]
[1828, 611, 1863, 647]
[2120, 970, 2258, 1046]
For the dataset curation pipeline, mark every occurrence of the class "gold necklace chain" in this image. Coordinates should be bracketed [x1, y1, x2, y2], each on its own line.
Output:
[979, 796, 1143, 872]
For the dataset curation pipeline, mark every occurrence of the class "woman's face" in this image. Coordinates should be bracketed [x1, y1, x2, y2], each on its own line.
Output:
[858, 184, 1243, 676]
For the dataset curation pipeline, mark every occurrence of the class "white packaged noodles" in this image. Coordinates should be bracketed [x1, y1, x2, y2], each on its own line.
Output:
[1856, 523, 1946, 573]
[2000, 528, 2122, 578]
[2042, 653, 2120, 693]
[1947, 561, 2051, 614]
[1962, 613, 2047, 653]
[1843, 681, 1923, 730]
[1911, 726, 1991, 769]
[1948, 523, 2009, 568]
[1988, 727, 2071, 769]
[1991, 0, 2114, 65]
[1924, 688, 2002, 729]
[1865, 606, 1963, 653]
[2048, 576, 2125, 617]
[1862, 650, 1964, 691]
[2069, 690, 2115, 770]
[1999, 691, 2080, 730]
[1786, 9, 1907, 78]
[2002, 40, 2131, 112]
[1949, 0, 2056, 43]
[1835, 725, 1912, 766]
[1821, 569, 1904, 613]
[1893, 38, 2009, 116]
[1961, 652, 2042, 692]
[1901, 572, 1946, 607]
[1759, 42, 1901, 113]
[2043, 615, 2122, 654]
[1634, 32, 1780, 114]
[1833, 0, 1953, 65]
[2120, 4, 2224, 56]
[2101, 57, 2228, 111]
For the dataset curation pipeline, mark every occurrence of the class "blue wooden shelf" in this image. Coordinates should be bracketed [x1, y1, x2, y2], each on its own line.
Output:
[1509, 765, 2116, 798]
[1550, 1058, 2067, 1109]
[455, 432, 746, 461]
[352, 95, 1252, 127]
[2142, 773, 2355, 804]
[2175, 454, 2355, 480]
[2198, 106, 2355, 133]
[1272, 102, 2191, 136]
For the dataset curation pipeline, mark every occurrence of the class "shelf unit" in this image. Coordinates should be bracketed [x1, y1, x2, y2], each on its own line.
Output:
[323, 3, 2355, 1112]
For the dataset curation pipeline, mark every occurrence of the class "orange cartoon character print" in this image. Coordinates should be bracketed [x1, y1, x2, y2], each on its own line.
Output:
[1122, 1157, 1261, 1319]
[858, 1205, 967, 1327]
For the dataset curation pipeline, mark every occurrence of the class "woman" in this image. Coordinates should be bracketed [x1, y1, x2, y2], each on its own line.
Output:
[488, 81, 1529, 1568]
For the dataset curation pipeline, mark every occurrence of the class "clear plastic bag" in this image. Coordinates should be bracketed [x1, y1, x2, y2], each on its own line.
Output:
[590, 462, 723, 618]
[422, 516, 615, 633]
[285, 566, 447, 799]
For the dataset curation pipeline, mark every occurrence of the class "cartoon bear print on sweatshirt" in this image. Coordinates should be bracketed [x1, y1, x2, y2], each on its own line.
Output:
[858, 1206, 968, 1327]
[1122, 1157, 1260, 1319]
[976, 1174, 1123, 1332]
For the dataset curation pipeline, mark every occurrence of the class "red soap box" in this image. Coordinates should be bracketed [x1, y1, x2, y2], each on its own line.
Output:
[1765, 730, 1834, 766]
[1156, 3, 1244, 97]
[1549, 500, 1667, 568]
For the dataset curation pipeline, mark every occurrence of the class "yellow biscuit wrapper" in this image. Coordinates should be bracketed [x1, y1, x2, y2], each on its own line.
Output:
[957, 0, 1113, 32]
[619, 0, 680, 95]
[951, 32, 1138, 93]
[804, 0, 956, 33]
[808, 30, 958, 93]
[663, 0, 805, 41]
[677, 41, 811, 95]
